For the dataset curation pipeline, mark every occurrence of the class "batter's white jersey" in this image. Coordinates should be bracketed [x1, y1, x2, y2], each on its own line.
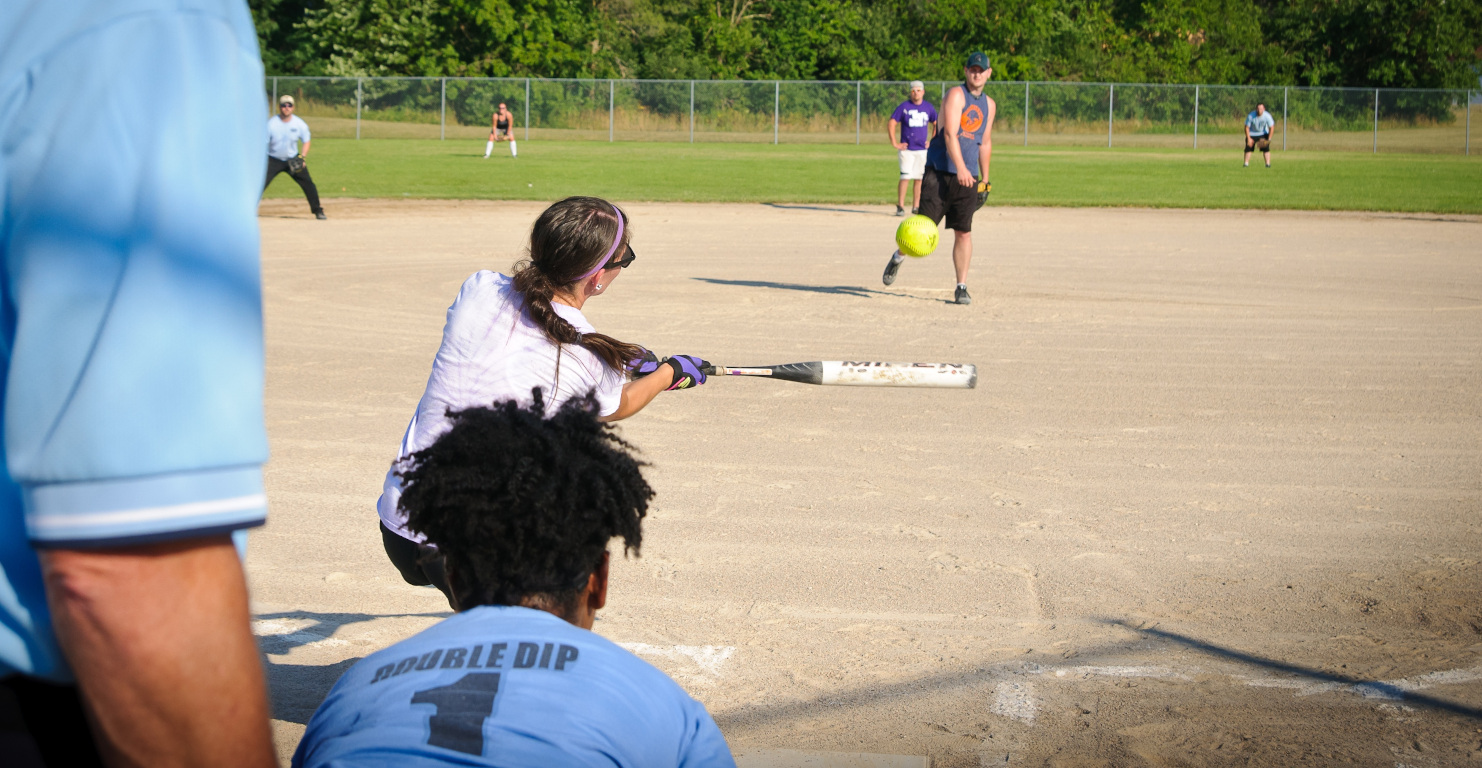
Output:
[377, 271, 624, 541]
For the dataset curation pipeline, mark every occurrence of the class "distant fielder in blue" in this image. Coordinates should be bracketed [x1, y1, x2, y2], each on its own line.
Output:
[0, 1, 275, 766]
[294, 394, 734, 768]
[1244, 103, 1276, 168]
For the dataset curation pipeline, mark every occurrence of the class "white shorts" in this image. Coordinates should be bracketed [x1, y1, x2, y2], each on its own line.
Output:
[899, 149, 928, 180]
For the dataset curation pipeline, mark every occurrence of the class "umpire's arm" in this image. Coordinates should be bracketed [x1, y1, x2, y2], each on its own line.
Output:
[9, 6, 275, 768]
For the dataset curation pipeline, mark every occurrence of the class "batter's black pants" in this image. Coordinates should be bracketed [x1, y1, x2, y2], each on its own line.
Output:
[264, 156, 323, 214]
[381, 521, 452, 605]
[0, 676, 105, 768]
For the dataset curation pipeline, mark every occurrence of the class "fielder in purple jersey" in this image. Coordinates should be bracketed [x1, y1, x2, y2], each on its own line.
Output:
[887, 81, 937, 215]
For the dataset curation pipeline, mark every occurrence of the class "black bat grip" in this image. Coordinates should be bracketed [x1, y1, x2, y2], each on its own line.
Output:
[700, 364, 717, 375]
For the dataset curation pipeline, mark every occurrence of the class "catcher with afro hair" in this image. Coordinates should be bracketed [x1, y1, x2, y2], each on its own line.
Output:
[293, 392, 735, 767]
[399, 390, 649, 617]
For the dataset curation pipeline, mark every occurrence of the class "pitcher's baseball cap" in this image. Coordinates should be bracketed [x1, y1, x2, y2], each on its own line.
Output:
[966, 52, 990, 70]
[279, 95, 295, 106]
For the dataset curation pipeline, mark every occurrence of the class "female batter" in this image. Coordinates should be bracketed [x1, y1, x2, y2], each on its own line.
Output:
[376, 196, 708, 599]
[484, 103, 516, 158]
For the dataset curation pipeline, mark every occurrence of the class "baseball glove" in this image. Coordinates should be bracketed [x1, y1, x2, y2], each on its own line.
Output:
[287, 156, 307, 174]
[975, 180, 992, 210]
[1256, 138, 1271, 152]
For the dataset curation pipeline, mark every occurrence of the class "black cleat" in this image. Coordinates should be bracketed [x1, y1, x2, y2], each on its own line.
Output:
[316, 212, 327, 220]
[954, 285, 972, 305]
[882, 253, 902, 286]
[894, 205, 905, 217]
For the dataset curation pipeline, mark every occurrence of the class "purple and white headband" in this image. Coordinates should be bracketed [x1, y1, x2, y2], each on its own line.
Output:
[576, 204, 625, 282]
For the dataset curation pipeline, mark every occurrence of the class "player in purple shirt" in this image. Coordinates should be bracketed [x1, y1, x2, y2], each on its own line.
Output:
[888, 81, 938, 215]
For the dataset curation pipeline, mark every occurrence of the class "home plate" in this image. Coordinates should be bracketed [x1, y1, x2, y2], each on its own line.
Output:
[735, 749, 928, 768]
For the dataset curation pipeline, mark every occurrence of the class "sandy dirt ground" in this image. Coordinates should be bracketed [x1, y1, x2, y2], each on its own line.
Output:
[254, 198, 1482, 766]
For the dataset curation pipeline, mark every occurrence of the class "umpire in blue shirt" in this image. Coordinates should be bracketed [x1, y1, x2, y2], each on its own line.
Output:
[265, 95, 326, 219]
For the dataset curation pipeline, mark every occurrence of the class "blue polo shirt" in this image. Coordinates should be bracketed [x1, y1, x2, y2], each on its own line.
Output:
[294, 606, 735, 768]
[0, 0, 269, 681]
[268, 114, 312, 160]
[1246, 110, 1275, 136]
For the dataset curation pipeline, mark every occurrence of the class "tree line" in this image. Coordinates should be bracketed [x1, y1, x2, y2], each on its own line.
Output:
[249, 0, 1482, 89]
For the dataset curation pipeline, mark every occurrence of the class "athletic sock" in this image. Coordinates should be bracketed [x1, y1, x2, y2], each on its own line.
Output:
[484, 141, 493, 158]
[510, 140, 518, 157]
[957, 283, 967, 290]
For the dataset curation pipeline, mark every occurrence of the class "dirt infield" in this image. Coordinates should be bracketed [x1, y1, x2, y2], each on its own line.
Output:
[254, 199, 1482, 766]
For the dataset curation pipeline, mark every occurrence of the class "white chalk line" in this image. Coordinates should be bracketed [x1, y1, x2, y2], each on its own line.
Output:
[252, 619, 349, 650]
[1032, 661, 1482, 703]
[618, 643, 736, 678]
[976, 661, 1482, 727]
[990, 681, 1039, 723]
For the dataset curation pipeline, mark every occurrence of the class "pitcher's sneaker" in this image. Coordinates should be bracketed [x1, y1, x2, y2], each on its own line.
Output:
[954, 285, 972, 305]
[882, 252, 903, 286]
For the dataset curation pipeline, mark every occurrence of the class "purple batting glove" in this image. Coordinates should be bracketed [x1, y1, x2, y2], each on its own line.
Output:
[627, 348, 662, 377]
[662, 355, 709, 390]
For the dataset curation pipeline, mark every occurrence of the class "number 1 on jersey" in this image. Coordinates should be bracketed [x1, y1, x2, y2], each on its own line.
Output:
[411, 672, 502, 755]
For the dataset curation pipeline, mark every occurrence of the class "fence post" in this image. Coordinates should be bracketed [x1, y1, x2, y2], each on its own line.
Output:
[609, 79, 615, 142]
[1023, 81, 1029, 146]
[524, 78, 530, 140]
[1193, 85, 1199, 148]
[1283, 87, 1288, 151]
[1467, 90, 1471, 156]
[1107, 83, 1114, 148]
[689, 80, 695, 144]
[355, 77, 362, 140]
[1372, 88, 1378, 154]
[272, 77, 277, 112]
[774, 81, 779, 145]
[439, 78, 446, 140]
[855, 81, 861, 145]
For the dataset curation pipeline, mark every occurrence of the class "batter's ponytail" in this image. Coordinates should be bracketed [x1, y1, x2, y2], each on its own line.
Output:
[511, 197, 645, 374]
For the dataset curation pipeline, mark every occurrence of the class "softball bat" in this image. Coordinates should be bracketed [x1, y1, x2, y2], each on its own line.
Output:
[700, 361, 976, 389]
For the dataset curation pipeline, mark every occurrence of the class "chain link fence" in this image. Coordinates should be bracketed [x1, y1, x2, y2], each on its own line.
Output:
[268, 77, 1477, 154]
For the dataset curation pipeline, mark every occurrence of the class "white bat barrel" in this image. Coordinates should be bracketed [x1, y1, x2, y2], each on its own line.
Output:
[820, 362, 977, 388]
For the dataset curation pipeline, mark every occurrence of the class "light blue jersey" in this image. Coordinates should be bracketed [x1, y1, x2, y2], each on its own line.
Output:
[1246, 110, 1275, 135]
[268, 114, 312, 160]
[0, 0, 269, 681]
[294, 607, 735, 768]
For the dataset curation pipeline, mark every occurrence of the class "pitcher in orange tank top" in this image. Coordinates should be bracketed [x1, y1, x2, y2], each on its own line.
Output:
[883, 52, 996, 305]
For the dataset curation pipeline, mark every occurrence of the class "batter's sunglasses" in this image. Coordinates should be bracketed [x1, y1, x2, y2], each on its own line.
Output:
[605, 247, 636, 270]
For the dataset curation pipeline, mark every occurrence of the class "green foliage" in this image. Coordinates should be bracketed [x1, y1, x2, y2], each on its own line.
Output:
[249, 0, 1482, 88]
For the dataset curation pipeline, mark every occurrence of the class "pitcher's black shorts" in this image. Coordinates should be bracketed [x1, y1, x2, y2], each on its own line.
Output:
[917, 165, 979, 232]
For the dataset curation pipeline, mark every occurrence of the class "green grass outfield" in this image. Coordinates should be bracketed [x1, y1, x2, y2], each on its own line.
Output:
[266, 139, 1482, 214]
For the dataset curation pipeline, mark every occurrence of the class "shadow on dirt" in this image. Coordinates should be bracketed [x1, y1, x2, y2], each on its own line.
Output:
[692, 277, 947, 304]
[256, 609, 451, 724]
[1109, 619, 1482, 719]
